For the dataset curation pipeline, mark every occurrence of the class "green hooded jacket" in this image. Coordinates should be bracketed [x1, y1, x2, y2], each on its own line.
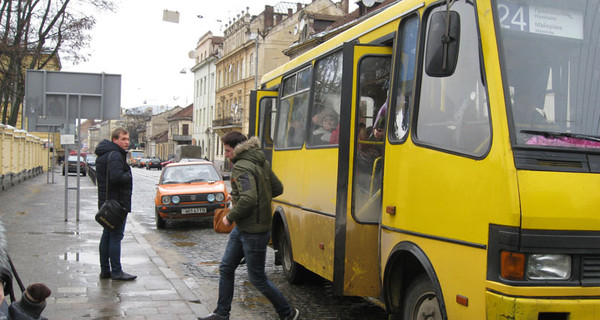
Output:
[226, 136, 283, 233]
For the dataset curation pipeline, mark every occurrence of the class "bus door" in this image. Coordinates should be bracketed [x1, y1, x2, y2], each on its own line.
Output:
[334, 42, 392, 297]
[250, 90, 278, 163]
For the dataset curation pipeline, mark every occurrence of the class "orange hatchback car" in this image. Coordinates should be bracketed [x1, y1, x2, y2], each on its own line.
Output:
[154, 161, 229, 229]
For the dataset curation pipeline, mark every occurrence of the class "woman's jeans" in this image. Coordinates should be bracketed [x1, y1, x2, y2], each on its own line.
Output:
[215, 227, 292, 317]
[99, 219, 126, 274]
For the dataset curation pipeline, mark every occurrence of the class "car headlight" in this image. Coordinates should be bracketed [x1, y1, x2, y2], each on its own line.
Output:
[527, 254, 571, 280]
[207, 194, 215, 202]
[162, 196, 171, 204]
[172, 196, 180, 204]
[215, 193, 225, 202]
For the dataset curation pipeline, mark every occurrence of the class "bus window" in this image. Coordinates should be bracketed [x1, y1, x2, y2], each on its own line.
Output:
[390, 15, 418, 141]
[353, 55, 391, 222]
[308, 50, 343, 146]
[499, 0, 600, 149]
[274, 68, 311, 149]
[258, 96, 277, 146]
[416, 2, 491, 157]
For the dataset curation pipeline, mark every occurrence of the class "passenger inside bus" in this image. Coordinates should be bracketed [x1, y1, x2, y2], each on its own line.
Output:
[513, 89, 547, 128]
[354, 97, 386, 219]
[312, 107, 339, 143]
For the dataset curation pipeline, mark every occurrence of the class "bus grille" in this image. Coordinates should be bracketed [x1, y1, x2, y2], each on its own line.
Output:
[581, 255, 600, 286]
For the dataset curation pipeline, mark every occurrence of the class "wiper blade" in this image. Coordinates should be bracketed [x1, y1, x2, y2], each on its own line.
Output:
[186, 178, 206, 183]
[521, 130, 600, 143]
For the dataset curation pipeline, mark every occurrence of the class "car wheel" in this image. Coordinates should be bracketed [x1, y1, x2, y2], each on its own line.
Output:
[155, 208, 166, 229]
[402, 274, 443, 320]
[279, 225, 306, 284]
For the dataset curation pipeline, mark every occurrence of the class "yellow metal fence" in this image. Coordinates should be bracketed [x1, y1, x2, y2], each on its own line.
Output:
[0, 124, 47, 190]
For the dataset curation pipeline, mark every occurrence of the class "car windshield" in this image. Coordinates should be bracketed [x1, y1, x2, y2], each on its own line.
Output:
[497, 0, 600, 150]
[160, 164, 221, 184]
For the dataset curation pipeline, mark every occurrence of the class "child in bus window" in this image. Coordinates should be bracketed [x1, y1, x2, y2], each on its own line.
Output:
[312, 107, 339, 143]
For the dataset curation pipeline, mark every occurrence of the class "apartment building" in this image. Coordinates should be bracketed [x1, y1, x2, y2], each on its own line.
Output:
[191, 32, 223, 164]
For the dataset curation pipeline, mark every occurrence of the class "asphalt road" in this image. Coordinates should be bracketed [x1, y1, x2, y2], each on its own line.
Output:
[129, 167, 388, 320]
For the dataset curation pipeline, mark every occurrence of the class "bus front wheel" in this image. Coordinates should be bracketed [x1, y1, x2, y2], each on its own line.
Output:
[402, 274, 442, 320]
[279, 226, 305, 284]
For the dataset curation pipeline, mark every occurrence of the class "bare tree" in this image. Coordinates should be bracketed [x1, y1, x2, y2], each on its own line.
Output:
[0, 0, 115, 126]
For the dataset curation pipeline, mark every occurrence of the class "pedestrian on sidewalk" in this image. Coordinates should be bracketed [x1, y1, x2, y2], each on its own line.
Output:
[198, 132, 299, 320]
[0, 221, 52, 320]
[94, 128, 137, 281]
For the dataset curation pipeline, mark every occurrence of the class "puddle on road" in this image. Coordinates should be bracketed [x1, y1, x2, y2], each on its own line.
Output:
[168, 233, 189, 240]
[27, 231, 81, 236]
[60, 252, 98, 264]
[60, 252, 148, 265]
[173, 241, 196, 247]
[236, 285, 271, 308]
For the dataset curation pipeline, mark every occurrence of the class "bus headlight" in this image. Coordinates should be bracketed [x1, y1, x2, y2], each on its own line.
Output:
[527, 254, 571, 280]
[162, 196, 171, 204]
[215, 193, 225, 202]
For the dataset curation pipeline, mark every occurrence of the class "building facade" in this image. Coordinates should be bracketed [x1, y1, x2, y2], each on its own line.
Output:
[145, 106, 182, 158]
[191, 32, 223, 164]
[166, 104, 193, 160]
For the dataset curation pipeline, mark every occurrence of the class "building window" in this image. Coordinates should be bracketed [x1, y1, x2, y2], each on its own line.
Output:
[183, 124, 189, 136]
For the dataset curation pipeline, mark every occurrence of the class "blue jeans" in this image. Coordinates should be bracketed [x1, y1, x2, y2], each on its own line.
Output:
[99, 219, 126, 274]
[215, 227, 292, 318]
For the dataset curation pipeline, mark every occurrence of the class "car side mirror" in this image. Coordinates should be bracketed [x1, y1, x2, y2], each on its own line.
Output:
[222, 173, 231, 180]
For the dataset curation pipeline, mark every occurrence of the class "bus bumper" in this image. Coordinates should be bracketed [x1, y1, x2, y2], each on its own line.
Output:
[486, 291, 600, 320]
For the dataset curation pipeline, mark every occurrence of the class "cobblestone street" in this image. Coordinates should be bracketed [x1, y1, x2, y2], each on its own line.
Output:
[131, 167, 388, 319]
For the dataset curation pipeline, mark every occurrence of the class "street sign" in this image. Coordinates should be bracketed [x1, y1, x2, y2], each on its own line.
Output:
[25, 70, 121, 132]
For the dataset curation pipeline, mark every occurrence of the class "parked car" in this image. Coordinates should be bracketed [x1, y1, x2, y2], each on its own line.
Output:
[62, 155, 87, 176]
[138, 158, 150, 168]
[154, 161, 229, 229]
[146, 157, 162, 170]
[85, 154, 97, 167]
[161, 158, 176, 167]
[130, 158, 141, 167]
[178, 158, 204, 163]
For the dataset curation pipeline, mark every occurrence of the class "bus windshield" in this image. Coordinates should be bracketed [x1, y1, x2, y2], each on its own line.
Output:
[497, 0, 600, 149]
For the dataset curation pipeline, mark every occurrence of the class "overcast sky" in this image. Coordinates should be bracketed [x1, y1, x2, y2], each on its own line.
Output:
[63, 0, 322, 109]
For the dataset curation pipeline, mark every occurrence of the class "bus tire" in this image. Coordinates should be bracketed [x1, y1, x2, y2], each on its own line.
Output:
[279, 225, 305, 284]
[155, 208, 166, 229]
[402, 274, 442, 320]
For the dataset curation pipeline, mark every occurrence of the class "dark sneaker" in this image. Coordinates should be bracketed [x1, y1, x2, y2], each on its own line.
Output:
[111, 271, 137, 281]
[197, 313, 229, 320]
[280, 308, 299, 320]
[99, 271, 111, 279]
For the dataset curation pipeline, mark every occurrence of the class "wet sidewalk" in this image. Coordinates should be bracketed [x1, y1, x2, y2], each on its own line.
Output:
[0, 170, 209, 319]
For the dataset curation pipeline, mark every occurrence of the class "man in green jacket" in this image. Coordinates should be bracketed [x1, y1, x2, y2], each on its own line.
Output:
[198, 132, 299, 320]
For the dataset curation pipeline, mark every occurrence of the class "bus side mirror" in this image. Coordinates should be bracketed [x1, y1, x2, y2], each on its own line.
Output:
[222, 173, 231, 180]
[425, 10, 460, 77]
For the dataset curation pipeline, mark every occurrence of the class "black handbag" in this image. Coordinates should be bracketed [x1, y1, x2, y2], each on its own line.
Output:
[95, 152, 128, 231]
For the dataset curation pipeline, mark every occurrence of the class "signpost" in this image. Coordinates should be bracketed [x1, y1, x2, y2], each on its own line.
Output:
[25, 70, 122, 221]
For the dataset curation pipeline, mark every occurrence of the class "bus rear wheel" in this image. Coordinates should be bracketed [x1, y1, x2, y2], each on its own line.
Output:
[279, 225, 305, 284]
[402, 274, 443, 320]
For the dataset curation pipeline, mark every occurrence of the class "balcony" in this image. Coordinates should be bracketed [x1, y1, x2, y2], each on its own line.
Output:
[173, 134, 192, 143]
[212, 116, 242, 128]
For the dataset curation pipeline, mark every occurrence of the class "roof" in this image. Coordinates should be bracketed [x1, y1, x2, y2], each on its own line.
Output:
[167, 104, 193, 121]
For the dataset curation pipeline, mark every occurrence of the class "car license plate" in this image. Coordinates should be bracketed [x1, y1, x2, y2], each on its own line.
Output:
[181, 207, 207, 214]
